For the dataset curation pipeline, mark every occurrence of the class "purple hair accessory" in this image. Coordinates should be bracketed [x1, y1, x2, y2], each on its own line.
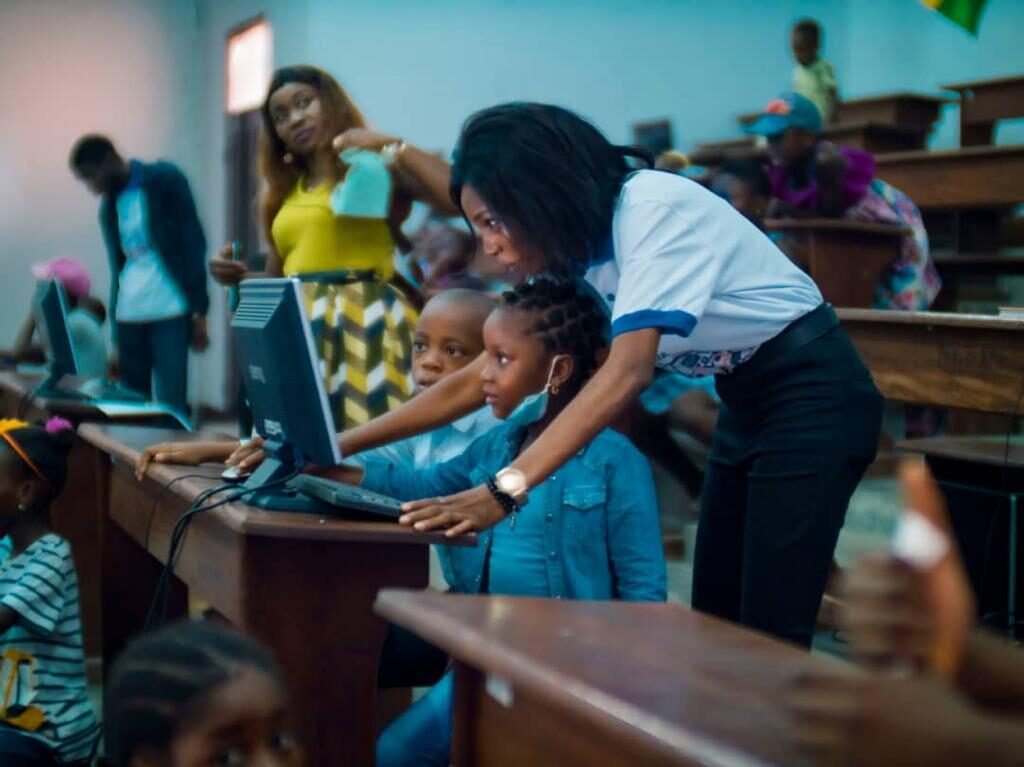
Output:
[45, 416, 73, 434]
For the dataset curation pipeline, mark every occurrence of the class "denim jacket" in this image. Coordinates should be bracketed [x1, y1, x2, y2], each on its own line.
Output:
[361, 415, 667, 602]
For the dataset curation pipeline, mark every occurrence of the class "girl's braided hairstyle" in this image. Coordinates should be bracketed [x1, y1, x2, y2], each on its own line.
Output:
[103, 619, 285, 767]
[501, 278, 609, 390]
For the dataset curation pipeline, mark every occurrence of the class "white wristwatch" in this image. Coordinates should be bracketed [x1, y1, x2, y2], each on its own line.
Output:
[494, 467, 529, 505]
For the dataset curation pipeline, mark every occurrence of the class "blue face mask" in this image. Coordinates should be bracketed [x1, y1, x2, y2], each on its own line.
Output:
[506, 355, 567, 425]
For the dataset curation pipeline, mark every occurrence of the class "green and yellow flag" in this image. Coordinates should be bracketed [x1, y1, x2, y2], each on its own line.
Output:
[921, 0, 988, 35]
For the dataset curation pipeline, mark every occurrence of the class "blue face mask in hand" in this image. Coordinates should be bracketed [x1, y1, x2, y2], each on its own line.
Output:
[330, 148, 392, 218]
[507, 355, 568, 426]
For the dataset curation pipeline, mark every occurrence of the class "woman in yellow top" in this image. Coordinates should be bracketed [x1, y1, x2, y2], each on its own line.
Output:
[210, 65, 455, 429]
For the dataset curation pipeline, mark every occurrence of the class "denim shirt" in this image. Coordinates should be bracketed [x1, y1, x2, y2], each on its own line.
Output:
[361, 416, 667, 602]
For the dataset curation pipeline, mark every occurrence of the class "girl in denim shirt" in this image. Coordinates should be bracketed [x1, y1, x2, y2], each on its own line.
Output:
[336, 278, 666, 766]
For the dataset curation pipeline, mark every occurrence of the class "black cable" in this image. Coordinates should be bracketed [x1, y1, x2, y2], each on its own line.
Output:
[143, 473, 214, 552]
[144, 482, 238, 632]
[144, 472, 298, 631]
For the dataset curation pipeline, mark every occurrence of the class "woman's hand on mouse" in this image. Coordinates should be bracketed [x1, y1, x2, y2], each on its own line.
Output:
[398, 484, 506, 537]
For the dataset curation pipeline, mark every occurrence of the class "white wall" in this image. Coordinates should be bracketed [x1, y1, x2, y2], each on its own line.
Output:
[301, 0, 846, 152]
[0, 0, 203, 343]
[841, 0, 1024, 147]
[4, 0, 1024, 410]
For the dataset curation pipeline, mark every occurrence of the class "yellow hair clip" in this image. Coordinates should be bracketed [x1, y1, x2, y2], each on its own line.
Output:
[0, 419, 48, 486]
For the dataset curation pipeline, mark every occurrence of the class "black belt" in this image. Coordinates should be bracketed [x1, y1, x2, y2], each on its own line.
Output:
[734, 303, 839, 376]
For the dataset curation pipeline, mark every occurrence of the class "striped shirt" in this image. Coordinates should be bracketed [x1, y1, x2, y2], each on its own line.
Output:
[0, 534, 99, 763]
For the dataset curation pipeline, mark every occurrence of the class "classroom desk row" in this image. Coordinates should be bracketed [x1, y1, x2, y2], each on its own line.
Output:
[4, 307, 1023, 766]
[0, 370, 861, 767]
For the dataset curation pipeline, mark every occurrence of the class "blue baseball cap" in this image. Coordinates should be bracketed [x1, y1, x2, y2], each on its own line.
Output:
[745, 92, 822, 137]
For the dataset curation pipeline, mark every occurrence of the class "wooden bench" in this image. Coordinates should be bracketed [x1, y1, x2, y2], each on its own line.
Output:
[825, 121, 928, 153]
[875, 145, 1024, 209]
[739, 92, 948, 131]
[765, 219, 907, 307]
[692, 121, 926, 164]
[835, 92, 949, 132]
[942, 74, 1024, 146]
[876, 145, 1024, 252]
[376, 589, 850, 767]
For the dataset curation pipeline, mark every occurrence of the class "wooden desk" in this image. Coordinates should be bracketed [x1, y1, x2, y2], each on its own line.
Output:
[896, 435, 1024, 629]
[942, 74, 1024, 147]
[835, 92, 948, 132]
[79, 423, 469, 767]
[766, 219, 906, 307]
[376, 590, 849, 767]
[739, 93, 948, 132]
[837, 308, 1024, 413]
[692, 121, 926, 165]
[875, 145, 1024, 209]
[824, 121, 927, 153]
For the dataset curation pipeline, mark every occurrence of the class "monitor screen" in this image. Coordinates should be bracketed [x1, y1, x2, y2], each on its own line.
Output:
[32, 279, 79, 381]
[232, 277, 341, 470]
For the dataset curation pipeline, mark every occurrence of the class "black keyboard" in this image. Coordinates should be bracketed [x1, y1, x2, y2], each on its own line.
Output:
[292, 474, 404, 520]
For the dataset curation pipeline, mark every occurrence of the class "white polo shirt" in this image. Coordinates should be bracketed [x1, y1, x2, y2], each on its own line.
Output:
[584, 170, 822, 376]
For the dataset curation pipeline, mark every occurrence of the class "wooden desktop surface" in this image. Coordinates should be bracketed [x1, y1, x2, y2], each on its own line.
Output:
[376, 589, 850, 767]
[839, 308, 1024, 414]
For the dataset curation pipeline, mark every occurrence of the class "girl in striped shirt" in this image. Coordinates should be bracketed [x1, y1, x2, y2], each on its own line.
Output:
[0, 417, 99, 765]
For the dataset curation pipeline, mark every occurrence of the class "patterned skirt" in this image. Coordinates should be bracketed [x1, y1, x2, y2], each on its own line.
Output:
[844, 179, 942, 311]
[298, 272, 418, 430]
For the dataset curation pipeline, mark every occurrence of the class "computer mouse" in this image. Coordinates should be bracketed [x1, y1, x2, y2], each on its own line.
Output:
[221, 465, 249, 482]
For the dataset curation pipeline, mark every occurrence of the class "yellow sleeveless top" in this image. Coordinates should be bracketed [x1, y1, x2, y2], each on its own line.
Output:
[271, 180, 395, 278]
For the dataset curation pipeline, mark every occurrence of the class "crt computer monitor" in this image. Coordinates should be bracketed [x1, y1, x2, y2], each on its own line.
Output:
[32, 279, 80, 394]
[232, 277, 342, 510]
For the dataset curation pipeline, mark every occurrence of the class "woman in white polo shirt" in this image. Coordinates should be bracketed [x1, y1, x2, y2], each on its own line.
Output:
[339, 103, 883, 648]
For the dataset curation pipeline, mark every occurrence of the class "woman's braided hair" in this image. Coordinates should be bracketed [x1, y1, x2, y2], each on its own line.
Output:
[501, 277, 609, 391]
[103, 619, 285, 767]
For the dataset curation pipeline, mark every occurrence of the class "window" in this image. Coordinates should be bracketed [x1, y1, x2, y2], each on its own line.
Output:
[226, 18, 272, 114]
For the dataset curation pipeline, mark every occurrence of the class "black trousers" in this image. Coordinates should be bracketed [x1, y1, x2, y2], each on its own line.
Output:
[692, 305, 883, 648]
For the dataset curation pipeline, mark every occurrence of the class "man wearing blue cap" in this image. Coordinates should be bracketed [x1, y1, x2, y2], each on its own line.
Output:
[745, 91, 855, 218]
[745, 91, 939, 312]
